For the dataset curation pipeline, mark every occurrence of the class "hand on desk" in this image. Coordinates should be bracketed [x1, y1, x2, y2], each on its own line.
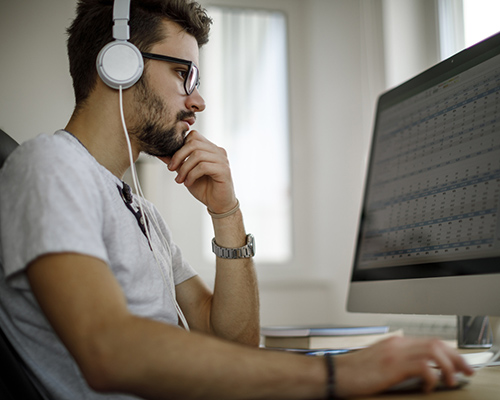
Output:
[333, 336, 475, 398]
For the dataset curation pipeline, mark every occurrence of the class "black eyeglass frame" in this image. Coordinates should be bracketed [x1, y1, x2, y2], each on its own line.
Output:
[141, 52, 200, 95]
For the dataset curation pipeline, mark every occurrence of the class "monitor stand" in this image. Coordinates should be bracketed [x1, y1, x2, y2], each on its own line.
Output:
[487, 316, 500, 363]
[461, 316, 500, 366]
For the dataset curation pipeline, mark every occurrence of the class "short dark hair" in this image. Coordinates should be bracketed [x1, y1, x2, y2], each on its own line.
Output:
[67, 0, 212, 107]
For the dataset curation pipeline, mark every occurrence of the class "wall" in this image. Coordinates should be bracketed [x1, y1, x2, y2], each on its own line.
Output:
[383, 0, 440, 88]
[0, 0, 75, 142]
[0, 0, 453, 329]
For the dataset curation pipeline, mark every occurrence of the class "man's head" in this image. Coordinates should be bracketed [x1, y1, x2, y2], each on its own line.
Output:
[67, 0, 211, 109]
[128, 19, 206, 157]
[67, 0, 211, 157]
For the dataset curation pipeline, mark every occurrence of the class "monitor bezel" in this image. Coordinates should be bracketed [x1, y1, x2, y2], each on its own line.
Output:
[350, 31, 500, 284]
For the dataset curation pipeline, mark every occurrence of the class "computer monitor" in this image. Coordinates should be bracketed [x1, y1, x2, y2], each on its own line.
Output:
[347, 31, 500, 354]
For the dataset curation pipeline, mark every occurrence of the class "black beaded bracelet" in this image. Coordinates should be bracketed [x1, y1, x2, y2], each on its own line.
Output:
[324, 354, 337, 399]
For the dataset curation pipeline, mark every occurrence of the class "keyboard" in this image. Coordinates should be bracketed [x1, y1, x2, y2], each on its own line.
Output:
[461, 351, 500, 367]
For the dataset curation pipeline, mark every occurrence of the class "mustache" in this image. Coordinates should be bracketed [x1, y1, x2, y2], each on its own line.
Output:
[177, 110, 196, 123]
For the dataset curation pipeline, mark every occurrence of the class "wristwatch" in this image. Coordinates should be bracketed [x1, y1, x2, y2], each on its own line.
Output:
[212, 234, 255, 259]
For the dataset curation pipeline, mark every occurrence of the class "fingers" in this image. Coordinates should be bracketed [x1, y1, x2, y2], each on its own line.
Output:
[428, 343, 459, 387]
[408, 339, 455, 390]
[167, 131, 218, 170]
[399, 338, 474, 390]
[167, 131, 230, 186]
[174, 150, 228, 187]
[163, 130, 236, 211]
[336, 337, 474, 398]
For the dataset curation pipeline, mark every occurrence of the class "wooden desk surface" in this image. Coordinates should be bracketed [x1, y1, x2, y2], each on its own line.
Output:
[357, 366, 500, 400]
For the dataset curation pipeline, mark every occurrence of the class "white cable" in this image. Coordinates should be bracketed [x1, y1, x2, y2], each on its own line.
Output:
[118, 86, 190, 331]
[132, 181, 189, 329]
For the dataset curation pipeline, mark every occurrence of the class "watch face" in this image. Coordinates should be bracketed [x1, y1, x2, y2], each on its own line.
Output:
[247, 234, 255, 256]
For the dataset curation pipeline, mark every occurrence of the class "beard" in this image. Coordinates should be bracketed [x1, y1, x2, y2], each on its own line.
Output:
[128, 78, 194, 158]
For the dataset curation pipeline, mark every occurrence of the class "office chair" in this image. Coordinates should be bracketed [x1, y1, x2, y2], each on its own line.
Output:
[0, 129, 19, 169]
[0, 129, 45, 399]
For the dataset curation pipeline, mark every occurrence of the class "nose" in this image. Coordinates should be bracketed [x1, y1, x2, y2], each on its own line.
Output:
[186, 89, 206, 112]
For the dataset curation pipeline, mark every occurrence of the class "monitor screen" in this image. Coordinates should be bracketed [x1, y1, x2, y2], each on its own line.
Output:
[347, 31, 500, 318]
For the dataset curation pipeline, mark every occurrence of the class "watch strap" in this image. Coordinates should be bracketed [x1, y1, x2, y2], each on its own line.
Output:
[212, 234, 255, 259]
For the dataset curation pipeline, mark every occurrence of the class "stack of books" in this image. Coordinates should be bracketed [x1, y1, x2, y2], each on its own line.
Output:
[261, 325, 403, 351]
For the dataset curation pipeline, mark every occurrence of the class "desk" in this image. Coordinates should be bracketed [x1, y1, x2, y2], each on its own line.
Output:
[263, 343, 500, 398]
[358, 365, 500, 400]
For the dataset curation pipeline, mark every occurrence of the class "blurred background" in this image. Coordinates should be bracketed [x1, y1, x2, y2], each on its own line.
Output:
[1, 0, 499, 333]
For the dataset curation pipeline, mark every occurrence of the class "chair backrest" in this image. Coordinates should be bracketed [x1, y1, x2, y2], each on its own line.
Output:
[0, 129, 19, 168]
[0, 130, 45, 399]
[0, 326, 45, 400]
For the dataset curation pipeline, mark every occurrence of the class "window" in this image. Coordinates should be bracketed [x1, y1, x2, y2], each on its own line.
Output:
[199, 6, 292, 263]
[438, 0, 500, 60]
[462, 0, 500, 47]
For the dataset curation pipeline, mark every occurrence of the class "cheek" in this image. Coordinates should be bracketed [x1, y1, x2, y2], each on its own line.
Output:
[147, 67, 184, 96]
[142, 65, 169, 95]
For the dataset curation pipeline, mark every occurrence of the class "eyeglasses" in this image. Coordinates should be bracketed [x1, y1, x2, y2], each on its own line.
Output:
[141, 52, 200, 95]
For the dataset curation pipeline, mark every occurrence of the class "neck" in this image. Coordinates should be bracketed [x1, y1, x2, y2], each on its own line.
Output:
[65, 88, 139, 179]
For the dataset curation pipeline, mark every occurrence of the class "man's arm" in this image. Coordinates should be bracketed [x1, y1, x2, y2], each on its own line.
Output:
[162, 130, 260, 345]
[27, 252, 474, 399]
[26, 252, 325, 399]
[175, 208, 259, 346]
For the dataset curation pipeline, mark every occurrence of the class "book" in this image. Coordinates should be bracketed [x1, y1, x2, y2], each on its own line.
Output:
[261, 325, 389, 337]
[261, 325, 403, 350]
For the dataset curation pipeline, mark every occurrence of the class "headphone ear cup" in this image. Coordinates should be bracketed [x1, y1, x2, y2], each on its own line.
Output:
[96, 40, 144, 89]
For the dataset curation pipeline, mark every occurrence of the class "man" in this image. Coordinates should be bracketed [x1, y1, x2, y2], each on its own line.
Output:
[0, 0, 473, 399]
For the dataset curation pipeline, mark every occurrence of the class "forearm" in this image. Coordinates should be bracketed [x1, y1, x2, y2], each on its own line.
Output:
[91, 315, 326, 400]
[209, 208, 260, 345]
[164, 132, 260, 344]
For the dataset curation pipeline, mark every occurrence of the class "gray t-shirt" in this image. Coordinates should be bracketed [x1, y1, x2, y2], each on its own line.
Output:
[0, 130, 197, 399]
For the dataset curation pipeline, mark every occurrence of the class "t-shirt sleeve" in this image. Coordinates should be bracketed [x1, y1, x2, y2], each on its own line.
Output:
[0, 137, 109, 289]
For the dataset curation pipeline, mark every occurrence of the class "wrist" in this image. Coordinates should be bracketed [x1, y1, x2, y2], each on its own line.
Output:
[211, 204, 247, 249]
[207, 199, 240, 219]
[212, 234, 255, 259]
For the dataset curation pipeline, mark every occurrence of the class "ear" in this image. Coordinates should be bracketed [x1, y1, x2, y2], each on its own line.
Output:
[96, 0, 144, 90]
[96, 40, 144, 89]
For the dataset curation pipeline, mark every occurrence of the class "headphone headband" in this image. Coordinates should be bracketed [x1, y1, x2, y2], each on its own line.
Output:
[112, 0, 131, 41]
[96, 0, 143, 89]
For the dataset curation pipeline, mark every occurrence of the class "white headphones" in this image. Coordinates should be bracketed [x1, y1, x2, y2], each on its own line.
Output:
[96, 0, 144, 89]
[97, 0, 190, 331]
